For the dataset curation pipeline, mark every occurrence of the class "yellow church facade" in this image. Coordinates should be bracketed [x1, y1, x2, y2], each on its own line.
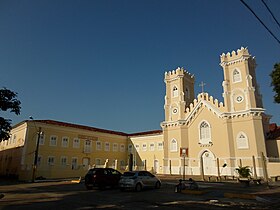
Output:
[1, 47, 280, 181]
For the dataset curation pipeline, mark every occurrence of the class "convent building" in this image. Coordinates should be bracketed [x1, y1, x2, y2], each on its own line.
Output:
[1, 47, 280, 181]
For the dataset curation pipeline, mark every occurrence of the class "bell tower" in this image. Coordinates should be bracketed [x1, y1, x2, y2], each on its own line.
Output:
[164, 67, 195, 122]
[220, 47, 263, 112]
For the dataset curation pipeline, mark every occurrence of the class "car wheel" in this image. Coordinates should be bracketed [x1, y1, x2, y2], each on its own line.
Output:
[155, 181, 161, 189]
[135, 183, 142, 192]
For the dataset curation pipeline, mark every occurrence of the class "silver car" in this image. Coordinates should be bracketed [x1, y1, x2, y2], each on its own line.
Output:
[119, 171, 161, 192]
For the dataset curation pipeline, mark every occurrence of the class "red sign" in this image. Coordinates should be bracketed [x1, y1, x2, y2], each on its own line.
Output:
[180, 147, 188, 157]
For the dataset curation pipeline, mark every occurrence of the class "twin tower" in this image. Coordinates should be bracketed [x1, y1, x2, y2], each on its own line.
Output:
[163, 46, 264, 122]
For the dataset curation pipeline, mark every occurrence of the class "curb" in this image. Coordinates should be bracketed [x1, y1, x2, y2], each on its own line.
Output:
[181, 189, 207, 195]
[224, 192, 256, 200]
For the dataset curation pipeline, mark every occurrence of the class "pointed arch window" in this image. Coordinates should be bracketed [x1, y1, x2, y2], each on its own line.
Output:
[172, 86, 178, 97]
[170, 139, 178, 152]
[233, 69, 241, 83]
[236, 132, 249, 149]
[199, 121, 212, 144]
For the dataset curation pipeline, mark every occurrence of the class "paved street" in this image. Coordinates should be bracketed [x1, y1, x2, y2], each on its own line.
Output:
[0, 178, 280, 210]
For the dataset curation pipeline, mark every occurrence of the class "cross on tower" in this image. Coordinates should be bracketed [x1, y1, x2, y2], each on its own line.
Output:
[199, 81, 206, 93]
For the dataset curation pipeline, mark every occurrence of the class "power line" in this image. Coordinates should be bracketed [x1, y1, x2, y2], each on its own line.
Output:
[240, 0, 280, 45]
[261, 0, 280, 29]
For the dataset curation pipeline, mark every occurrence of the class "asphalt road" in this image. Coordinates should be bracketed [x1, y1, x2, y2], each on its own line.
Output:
[0, 180, 279, 210]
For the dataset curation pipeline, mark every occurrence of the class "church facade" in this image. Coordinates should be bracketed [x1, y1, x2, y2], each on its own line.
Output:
[1, 47, 280, 181]
[160, 47, 276, 178]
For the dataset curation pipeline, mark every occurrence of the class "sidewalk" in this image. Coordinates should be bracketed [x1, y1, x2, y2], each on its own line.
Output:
[157, 174, 280, 204]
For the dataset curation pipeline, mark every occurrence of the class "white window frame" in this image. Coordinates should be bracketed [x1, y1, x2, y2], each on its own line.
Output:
[39, 133, 45, 145]
[61, 156, 68, 166]
[73, 138, 80, 148]
[96, 141, 102, 151]
[47, 156, 55, 165]
[128, 144, 133, 153]
[135, 144, 140, 151]
[142, 143, 147, 151]
[120, 144, 125, 152]
[12, 134, 17, 144]
[50, 135, 57, 146]
[199, 121, 212, 145]
[113, 143, 118, 152]
[170, 139, 178, 152]
[105, 142, 110, 151]
[61, 136, 69, 147]
[71, 157, 78, 170]
[84, 139, 92, 153]
[158, 142, 163, 150]
[233, 69, 242, 83]
[236, 132, 249, 149]
[95, 158, 101, 165]
[149, 143, 155, 151]
[172, 85, 178, 97]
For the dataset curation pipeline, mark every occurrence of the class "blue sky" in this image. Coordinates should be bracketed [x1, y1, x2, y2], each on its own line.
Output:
[1, 0, 279, 133]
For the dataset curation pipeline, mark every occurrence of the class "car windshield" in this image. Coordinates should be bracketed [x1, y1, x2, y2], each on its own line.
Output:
[123, 172, 136, 177]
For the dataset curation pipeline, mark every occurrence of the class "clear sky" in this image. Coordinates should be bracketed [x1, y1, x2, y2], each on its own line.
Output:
[1, 0, 279, 133]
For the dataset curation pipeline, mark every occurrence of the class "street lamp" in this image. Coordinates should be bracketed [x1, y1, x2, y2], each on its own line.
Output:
[180, 147, 188, 181]
[30, 117, 43, 182]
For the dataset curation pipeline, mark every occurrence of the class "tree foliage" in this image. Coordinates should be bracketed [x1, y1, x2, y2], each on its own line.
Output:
[0, 88, 21, 141]
[270, 63, 280, 103]
[236, 166, 251, 178]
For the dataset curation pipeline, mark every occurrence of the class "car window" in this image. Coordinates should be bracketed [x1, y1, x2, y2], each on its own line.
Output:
[143, 171, 154, 177]
[111, 169, 120, 175]
[138, 171, 145, 176]
[123, 172, 135, 177]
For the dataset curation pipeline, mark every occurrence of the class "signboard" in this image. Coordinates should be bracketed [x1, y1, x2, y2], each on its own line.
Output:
[180, 147, 188, 157]
[78, 134, 98, 141]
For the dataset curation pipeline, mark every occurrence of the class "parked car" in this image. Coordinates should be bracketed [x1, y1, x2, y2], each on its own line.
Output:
[85, 168, 122, 190]
[119, 170, 161, 192]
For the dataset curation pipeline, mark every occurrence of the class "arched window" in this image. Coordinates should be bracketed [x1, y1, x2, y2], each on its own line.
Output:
[199, 121, 211, 144]
[172, 86, 178, 97]
[170, 139, 177, 152]
[236, 132, 249, 149]
[233, 69, 241, 83]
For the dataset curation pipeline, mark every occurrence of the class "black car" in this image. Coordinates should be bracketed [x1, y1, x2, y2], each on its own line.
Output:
[85, 168, 122, 190]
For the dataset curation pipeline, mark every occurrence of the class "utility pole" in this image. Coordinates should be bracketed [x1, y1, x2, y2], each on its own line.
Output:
[32, 127, 41, 182]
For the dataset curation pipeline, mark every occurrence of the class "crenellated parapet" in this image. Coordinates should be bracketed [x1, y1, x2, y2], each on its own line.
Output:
[165, 67, 194, 81]
[220, 46, 255, 67]
[185, 92, 224, 115]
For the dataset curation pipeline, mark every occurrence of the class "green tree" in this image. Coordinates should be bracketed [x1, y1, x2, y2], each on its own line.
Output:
[270, 63, 280, 103]
[0, 88, 21, 141]
[236, 166, 251, 178]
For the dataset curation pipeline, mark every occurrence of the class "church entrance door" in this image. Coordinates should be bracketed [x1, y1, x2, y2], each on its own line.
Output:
[201, 151, 216, 175]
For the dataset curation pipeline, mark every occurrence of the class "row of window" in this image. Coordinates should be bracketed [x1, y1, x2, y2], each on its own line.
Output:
[128, 142, 164, 152]
[1, 134, 17, 146]
[37, 156, 126, 168]
[38, 135, 127, 152]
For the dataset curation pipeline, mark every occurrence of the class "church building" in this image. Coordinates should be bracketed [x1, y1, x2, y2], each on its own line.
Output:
[1, 47, 280, 181]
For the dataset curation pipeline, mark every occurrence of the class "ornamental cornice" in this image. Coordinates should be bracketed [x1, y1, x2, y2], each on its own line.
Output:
[160, 120, 187, 128]
[219, 55, 250, 67]
[164, 74, 184, 83]
[221, 108, 265, 119]
[161, 107, 265, 128]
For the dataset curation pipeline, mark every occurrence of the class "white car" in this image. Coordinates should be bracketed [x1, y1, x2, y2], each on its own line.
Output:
[119, 171, 161, 192]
